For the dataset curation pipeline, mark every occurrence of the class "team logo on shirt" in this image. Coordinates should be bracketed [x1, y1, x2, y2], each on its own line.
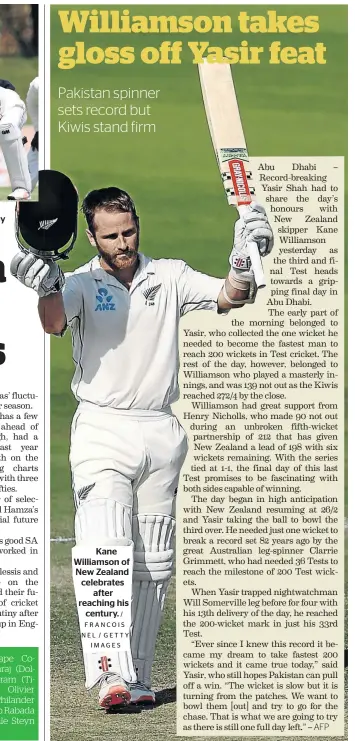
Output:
[95, 287, 116, 311]
[76, 483, 95, 502]
[142, 284, 162, 305]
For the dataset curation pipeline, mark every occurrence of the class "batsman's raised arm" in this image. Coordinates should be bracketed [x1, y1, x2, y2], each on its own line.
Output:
[10, 252, 67, 334]
[217, 201, 274, 311]
[38, 293, 67, 335]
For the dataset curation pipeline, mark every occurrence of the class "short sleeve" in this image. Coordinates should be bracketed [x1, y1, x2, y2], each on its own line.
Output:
[176, 262, 224, 316]
[62, 274, 83, 325]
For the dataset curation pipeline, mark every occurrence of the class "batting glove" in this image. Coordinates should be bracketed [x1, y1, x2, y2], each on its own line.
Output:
[10, 252, 64, 298]
[234, 202, 273, 256]
[230, 202, 273, 277]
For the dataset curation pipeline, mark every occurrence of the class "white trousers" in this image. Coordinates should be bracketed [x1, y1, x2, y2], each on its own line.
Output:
[70, 404, 188, 517]
[70, 403, 188, 688]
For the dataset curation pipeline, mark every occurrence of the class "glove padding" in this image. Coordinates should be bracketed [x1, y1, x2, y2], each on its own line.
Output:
[10, 252, 64, 298]
[230, 202, 274, 277]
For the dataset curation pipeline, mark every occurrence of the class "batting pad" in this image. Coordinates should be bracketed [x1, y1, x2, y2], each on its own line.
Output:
[73, 498, 138, 688]
[73, 536, 138, 689]
[74, 497, 132, 542]
[131, 514, 175, 686]
[0, 123, 31, 191]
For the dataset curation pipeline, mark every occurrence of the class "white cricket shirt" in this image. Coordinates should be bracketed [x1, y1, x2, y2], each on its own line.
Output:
[26, 77, 39, 131]
[61, 254, 223, 410]
[0, 87, 25, 118]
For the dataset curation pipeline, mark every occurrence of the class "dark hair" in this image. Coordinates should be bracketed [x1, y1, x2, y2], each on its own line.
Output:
[81, 187, 139, 234]
[0, 79, 16, 91]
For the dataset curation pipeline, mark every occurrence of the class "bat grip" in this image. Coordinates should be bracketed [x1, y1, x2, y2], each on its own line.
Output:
[249, 240, 266, 289]
[237, 204, 266, 289]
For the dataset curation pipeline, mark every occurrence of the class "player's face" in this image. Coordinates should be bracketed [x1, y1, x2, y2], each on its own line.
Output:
[87, 208, 139, 272]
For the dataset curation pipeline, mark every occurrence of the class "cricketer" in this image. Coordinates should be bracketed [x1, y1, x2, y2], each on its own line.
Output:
[0, 79, 32, 200]
[11, 185, 273, 709]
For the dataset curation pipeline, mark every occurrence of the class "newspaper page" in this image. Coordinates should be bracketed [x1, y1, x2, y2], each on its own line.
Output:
[0, 3, 348, 741]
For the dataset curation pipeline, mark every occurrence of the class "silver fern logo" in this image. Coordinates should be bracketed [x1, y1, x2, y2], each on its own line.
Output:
[142, 284, 162, 305]
[38, 218, 58, 230]
[76, 483, 95, 502]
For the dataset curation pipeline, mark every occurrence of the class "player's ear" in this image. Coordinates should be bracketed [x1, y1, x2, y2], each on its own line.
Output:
[86, 229, 96, 247]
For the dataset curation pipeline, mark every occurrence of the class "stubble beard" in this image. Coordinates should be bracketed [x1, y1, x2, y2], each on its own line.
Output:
[97, 240, 139, 273]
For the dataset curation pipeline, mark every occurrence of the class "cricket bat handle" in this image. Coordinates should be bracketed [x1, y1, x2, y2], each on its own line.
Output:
[237, 205, 266, 289]
[249, 240, 266, 289]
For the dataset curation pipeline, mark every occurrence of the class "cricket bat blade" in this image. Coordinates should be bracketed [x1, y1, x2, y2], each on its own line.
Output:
[198, 60, 266, 289]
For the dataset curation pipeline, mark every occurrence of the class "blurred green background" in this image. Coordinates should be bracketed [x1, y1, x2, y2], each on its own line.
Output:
[50, 6, 347, 739]
[0, 4, 38, 99]
[0, 56, 37, 100]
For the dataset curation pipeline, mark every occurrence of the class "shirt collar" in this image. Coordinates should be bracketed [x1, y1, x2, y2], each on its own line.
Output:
[90, 253, 155, 287]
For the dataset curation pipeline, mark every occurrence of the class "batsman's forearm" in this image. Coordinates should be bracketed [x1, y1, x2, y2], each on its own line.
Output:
[38, 292, 67, 334]
[217, 275, 249, 311]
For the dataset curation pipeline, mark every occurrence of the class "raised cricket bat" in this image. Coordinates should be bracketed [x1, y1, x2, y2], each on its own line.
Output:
[198, 60, 266, 289]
